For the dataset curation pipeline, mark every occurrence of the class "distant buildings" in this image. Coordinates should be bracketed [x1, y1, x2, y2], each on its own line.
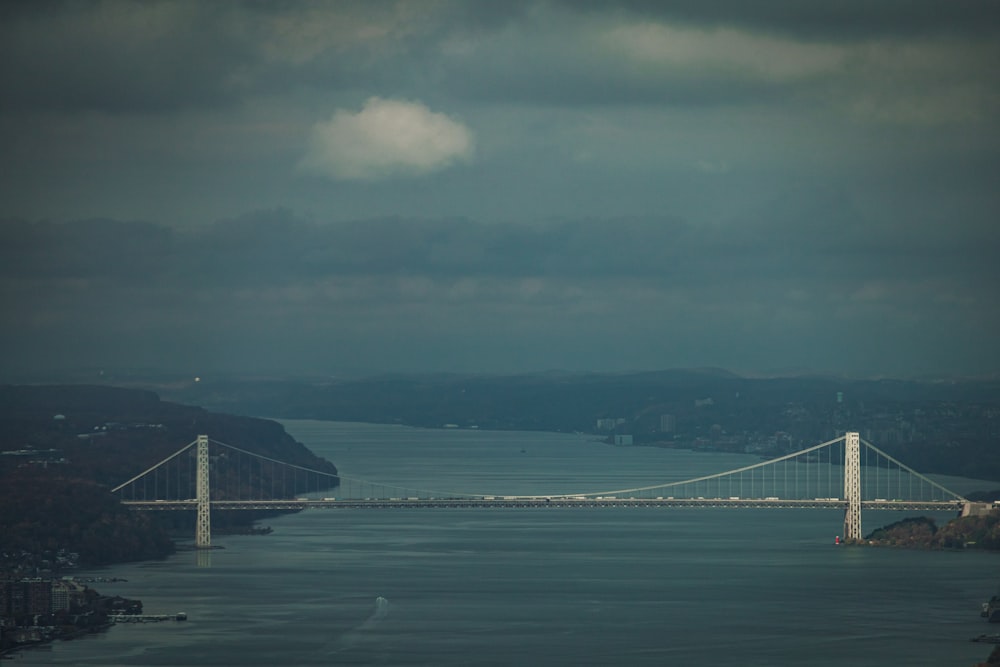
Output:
[0, 578, 50, 618]
[659, 414, 676, 433]
[1, 577, 89, 623]
[595, 418, 625, 431]
[50, 580, 86, 612]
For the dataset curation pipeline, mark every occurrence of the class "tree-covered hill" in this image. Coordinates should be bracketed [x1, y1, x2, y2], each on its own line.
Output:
[0, 472, 173, 565]
[864, 514, 1000, 550]
[0, 384, 338, 567]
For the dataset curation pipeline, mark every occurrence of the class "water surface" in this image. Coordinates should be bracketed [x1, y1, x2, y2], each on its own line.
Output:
[14, 421, 998, 666]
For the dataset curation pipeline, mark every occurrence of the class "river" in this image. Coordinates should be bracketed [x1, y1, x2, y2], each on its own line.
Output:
[13, 420, 999, 666]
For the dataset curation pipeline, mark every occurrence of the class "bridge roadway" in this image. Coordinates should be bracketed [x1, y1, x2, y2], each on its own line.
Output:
[122, 497, 965, 512]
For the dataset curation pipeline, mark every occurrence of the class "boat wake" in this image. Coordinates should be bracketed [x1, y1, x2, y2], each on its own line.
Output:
[358, 596, 390, 630]
[317, 596, 391, 657]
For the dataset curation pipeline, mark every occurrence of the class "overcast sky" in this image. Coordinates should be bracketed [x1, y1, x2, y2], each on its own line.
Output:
[2, 1, 998, 379]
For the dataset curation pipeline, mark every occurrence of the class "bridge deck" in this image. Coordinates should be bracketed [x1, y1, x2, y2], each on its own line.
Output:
[122, 498, 963, 511]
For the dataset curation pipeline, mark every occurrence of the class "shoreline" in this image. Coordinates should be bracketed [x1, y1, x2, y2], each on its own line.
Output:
[1, 621, 113, 658]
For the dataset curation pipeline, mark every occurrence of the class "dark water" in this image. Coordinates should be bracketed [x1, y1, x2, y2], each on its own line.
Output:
[15, 421, 999, 666]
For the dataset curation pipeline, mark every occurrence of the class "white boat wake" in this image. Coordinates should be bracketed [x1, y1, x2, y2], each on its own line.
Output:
[316, 596, 391, 657]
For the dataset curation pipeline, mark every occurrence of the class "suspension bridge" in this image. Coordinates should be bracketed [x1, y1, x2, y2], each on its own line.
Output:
[112, 432, 969, 548]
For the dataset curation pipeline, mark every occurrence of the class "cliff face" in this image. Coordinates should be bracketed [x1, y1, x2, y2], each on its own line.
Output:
[0, 384, 338, 567]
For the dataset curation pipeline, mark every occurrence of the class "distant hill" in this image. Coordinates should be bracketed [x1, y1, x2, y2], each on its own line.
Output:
[7, 370, 999, 492]
[141, 369, 1000, 484]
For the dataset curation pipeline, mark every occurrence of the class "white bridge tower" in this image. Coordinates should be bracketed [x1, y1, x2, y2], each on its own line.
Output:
[843, 431, 862, 542]
[195, 435, 211, 549]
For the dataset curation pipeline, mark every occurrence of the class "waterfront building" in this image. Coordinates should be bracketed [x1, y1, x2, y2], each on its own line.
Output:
[659, 414, 676, 433]
[50, 580, 85, 612]
[22, 579, 51, 617]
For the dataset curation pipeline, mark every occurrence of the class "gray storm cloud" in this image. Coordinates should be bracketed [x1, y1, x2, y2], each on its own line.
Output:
[0, 1, 997, 378]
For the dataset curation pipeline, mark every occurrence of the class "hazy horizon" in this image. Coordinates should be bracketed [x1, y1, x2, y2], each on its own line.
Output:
[6, 363, 996, 387]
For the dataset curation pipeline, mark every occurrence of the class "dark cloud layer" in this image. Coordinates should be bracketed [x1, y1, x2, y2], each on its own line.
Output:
[0, 4, 253, 113]
[3, 204, 997, 377]
[4, 1, 998, 115]
[7, 200, 994, 287]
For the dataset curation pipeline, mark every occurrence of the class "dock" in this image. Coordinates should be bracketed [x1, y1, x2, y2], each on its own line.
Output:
[110, 612, 187, 623]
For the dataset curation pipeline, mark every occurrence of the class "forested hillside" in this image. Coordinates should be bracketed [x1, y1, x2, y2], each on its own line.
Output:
[0, 385, 338, 567]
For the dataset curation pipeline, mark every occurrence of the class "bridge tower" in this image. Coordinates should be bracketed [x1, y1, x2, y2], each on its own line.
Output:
[195, 435, 211, 549]
[843, 431, 862, 542]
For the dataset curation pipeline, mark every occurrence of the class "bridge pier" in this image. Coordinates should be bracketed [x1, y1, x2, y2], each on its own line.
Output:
[195, 435, 211, 549]
[843, 432, 862, 542]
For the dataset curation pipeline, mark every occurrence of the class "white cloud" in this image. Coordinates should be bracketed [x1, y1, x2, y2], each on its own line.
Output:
[299, 97, 474, 181]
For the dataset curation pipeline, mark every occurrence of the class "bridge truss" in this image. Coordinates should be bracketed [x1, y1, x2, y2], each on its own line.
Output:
[113, 432, 967, 546]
